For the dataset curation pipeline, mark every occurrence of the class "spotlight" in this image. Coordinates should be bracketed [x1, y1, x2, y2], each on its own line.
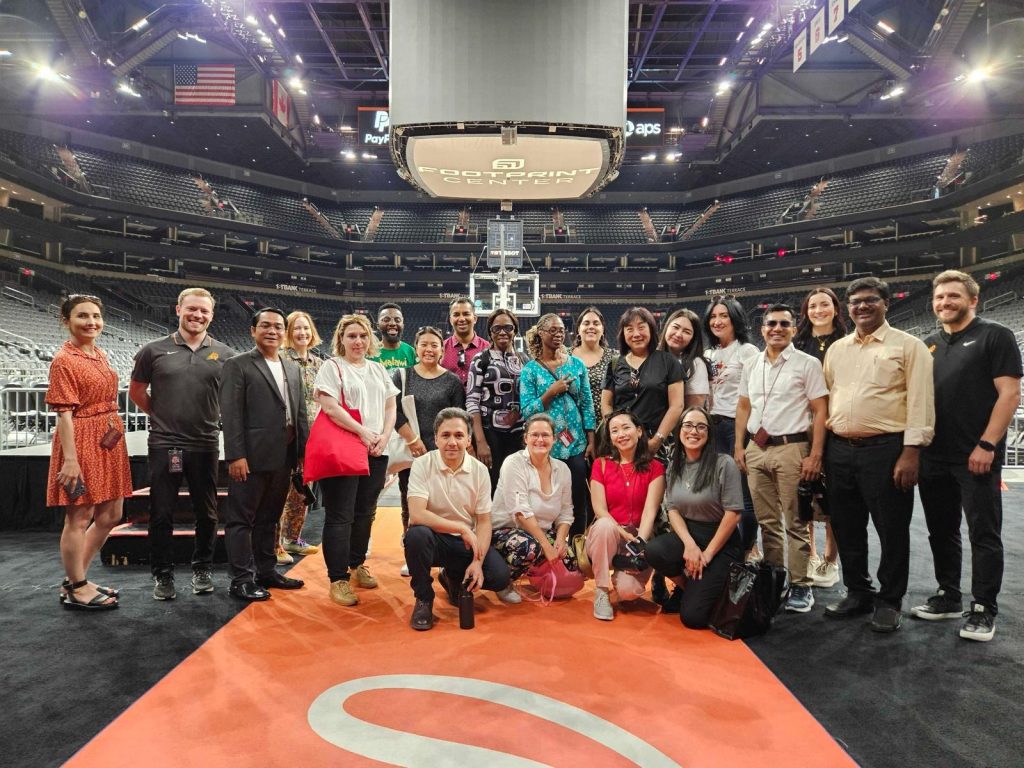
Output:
[288, 77, 302, 88]
[877, 20, 895, 35]
[966, 67, 991, 84]
[130, 18, 149, 32]
[268, 13, 278, 25]
[312, 114, 321, 125]
[295, 54, 303, 63]
[245, 15, 258, 25]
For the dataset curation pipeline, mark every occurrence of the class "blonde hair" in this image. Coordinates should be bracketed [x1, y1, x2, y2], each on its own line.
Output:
[332, 314, 381, 358]
[283, 310, 322, 350]
[932, 269, 980, 300]
[177, 287, 215, 308]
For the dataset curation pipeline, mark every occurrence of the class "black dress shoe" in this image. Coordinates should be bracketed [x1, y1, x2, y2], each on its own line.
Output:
[824, 593, 874, 618]
[869, 604, 903, 633]
[410, 598, 435, 631]
[229, 582, 271, 602]
[257, 572, 305, 590]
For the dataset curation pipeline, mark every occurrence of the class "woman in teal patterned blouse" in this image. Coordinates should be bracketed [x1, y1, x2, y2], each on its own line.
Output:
[520, 313, 596, 537]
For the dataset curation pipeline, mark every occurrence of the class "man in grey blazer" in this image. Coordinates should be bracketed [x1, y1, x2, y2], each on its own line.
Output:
[220, 308, 310, 601]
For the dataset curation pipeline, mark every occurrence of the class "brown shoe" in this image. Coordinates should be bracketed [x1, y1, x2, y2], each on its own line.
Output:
[410, 598, 435, 631]
[351, 564, 378, 589]
[330, 579, 358, 606]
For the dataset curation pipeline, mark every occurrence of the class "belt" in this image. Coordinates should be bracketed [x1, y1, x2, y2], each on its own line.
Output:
[829, 431, 903, 447]
[710, 414, 734, 426]
[748, 432, 809, 447]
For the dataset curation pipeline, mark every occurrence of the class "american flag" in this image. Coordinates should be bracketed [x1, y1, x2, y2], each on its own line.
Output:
[174, 64, 235, 105]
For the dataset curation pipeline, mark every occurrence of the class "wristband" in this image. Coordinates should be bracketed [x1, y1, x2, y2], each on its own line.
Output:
[978, 440, 996, 452]
[405, 437, 419, 446]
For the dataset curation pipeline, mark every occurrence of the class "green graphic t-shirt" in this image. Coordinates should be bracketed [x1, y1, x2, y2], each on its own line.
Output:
[372, 342, 417, 370]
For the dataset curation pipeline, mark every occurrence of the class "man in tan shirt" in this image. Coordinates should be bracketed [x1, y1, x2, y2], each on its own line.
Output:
[404, 407, 511, 630]
[822, 277, 934, 633]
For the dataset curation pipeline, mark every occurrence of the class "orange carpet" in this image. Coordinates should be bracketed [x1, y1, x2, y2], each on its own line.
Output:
[68, 507, 854, 768]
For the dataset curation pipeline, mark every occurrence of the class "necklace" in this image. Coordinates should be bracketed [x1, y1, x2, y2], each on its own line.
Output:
[620, 460, 636, 487]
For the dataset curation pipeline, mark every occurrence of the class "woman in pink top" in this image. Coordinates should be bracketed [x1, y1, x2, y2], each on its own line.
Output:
[586, 409, 665, 621]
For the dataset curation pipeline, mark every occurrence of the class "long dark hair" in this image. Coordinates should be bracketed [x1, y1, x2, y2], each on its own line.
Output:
[658, 307, 711, 384]
[702, 296, 751, 347]
[794, 287, 847, 345]
[571, 305, 608, 349]
[668, 406, 718, 494]
[601, 408, 654, 474]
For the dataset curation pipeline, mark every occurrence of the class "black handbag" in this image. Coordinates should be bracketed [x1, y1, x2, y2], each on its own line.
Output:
[709, 562, 789, 640]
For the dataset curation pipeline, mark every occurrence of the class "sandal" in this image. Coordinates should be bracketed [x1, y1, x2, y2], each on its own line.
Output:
[59, 578, 119, 603]
[62, 579, 118, 611]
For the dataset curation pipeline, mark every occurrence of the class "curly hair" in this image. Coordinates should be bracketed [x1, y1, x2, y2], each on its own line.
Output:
[524, 313, 563, 359]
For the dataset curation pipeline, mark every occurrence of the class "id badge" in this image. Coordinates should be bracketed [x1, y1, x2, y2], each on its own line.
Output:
[751, 427, 770, 450]
[558, 429, 574, 448]
[168, 448, 184, 474]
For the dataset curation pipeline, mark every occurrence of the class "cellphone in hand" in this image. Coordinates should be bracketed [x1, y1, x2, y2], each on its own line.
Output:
[625, 536, 646, 558]
[65, 477, 87, 500]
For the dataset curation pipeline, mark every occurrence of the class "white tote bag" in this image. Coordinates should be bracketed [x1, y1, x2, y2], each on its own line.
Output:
[386, 368, 419, 473]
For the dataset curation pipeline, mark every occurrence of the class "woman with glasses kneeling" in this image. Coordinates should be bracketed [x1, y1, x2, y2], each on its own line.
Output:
[587, 409, 665, 621]
[644, 406, 743, 629]
[490, 413, 577, 603]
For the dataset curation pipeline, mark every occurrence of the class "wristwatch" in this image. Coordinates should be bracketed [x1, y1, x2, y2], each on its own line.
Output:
[654, 432, 666, 442]
[977, 439, 996, 452]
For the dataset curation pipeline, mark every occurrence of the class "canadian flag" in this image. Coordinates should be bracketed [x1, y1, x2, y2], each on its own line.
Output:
[272, 80, 291, 128]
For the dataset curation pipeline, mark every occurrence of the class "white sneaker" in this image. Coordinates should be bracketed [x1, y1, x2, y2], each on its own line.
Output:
[806, 554, 823, 579]
[812, 558, 840, 588]
[496, 585, 522, 604]
[593, 589, 614, 621]
[400, 563, 410, 577]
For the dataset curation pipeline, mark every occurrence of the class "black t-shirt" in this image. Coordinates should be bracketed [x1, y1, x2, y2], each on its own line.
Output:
[924, 317, 1022, 463]
[602, 350, 684, 434]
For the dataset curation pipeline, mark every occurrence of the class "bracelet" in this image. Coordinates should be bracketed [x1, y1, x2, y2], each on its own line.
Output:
[978, 439, 996, 452]
[405, 437, 419, 446]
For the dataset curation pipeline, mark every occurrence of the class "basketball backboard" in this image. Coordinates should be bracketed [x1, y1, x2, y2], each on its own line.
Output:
[469, 272, 540, 317]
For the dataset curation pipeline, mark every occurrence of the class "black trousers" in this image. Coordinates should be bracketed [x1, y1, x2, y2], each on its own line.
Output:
[483, 427, 523, 496]
[713, 416, 757, 551]
[919, 457, 1004, 614]
[404, 525, 511, 603]
[224, 466, 291, 587]
[645, 519, 742, 629]
[147, 447, 219, 576]
[826, 433, 913, 608]
[320, 456, 389, 582]
[564, 452, 590, 539]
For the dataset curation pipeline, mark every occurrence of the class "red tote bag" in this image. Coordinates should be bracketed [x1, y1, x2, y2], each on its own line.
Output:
[303, 360, 370, 482]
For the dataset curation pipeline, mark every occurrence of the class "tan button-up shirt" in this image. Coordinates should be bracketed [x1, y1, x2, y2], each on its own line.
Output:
[407, 449, 492, 531]
[823, 321, 935, 447]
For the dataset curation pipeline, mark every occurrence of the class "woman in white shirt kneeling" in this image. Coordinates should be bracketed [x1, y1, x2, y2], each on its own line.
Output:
[490, 413, 578, 603]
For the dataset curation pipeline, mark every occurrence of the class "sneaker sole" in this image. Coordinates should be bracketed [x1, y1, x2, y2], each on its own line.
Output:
[910, 608, 962, 621]
[785, 603, 814, 613]
[153, 593, 176, 601]
[192, 585, 214, 595]
[593, 611, 614, 621]
[959, 628, 995, 641]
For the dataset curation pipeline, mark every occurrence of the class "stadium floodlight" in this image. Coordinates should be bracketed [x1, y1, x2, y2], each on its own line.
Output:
[701, 116, 709, 128]
[313, 114, 321, 125]
[0, 50, 12, 57]
[277, 28, 286, 38]
[289, 77, 302, 89]
[719, 56, 727, 66]
[342, 150, 356, 159]
[641, 153, 656, 161]
[745, 17, 754, 28]
[245, 15, 258, 25]
[879, 85, 905, 101]
[33, 63, 60, 82]
[295, 54, 303, 63]
[966, 67, 991, 84]
[877, 20, 895, 35]
[268, 13, 278, 25]
[130, 18, 149, 32]
[762, 22, 773, 31]
[117, 82, 142, 98]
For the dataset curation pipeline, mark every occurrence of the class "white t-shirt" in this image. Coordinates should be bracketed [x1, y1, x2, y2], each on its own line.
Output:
[686, 356, 710, 397]
[490, 450, 574, 532]
[264, 357, 292, 426]
[706, 341, 759, 417]
[314, 357, 399, 433]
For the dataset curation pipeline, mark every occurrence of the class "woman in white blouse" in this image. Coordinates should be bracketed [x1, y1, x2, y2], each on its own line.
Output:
[490, 413, 576, 603]
[702, 296, 759, 556]
[313, 314, 398, 608]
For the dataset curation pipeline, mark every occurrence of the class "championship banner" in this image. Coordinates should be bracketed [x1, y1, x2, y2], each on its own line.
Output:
[793, 28, 808, 72]
[829, 0, 846, 35]
[272, 80, 291, 128]
[809, 7, 827, 54]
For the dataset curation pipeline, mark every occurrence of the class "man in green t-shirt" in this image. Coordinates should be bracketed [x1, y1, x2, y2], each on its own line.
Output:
[372, 302, 417, 370]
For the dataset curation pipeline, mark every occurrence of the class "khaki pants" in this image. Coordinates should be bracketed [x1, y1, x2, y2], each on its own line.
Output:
[745, 440, 812, 586]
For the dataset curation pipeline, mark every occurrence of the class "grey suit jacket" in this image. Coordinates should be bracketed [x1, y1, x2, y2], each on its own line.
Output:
[220, 348, 309, 472]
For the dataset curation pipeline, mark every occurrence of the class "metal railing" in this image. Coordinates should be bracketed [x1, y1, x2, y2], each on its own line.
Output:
[0, 386, 149, 450]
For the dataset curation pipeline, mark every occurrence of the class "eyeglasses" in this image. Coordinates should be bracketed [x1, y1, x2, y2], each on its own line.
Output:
[847, 296, 884, 307]
[491, 324, 515, 335]
[681, 422, 709, 433]
[763, 319, 793, 328]
[541, 327, 566, 336]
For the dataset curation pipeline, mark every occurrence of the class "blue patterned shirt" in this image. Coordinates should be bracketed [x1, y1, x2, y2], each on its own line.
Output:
[519, 356, 596, 459]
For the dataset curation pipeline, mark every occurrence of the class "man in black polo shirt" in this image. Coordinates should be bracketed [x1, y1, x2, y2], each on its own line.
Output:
[913, 270, 1021, 641]
[130, 288, 235, 600]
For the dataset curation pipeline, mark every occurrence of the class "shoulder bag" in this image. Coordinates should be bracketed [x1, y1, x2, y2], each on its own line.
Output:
[304, 359, 369, 482]
[386, 367, 419, 473]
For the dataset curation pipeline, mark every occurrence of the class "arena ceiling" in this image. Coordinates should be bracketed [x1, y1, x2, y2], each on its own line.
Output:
[0, 0, 1022, 188]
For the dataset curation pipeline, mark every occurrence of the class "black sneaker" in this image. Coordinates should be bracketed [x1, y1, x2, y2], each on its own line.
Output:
[959, 603, 996, 642]
[153, 573, 176, 601]
[191, 568, 214, 595]
[911, 590, 962, 621]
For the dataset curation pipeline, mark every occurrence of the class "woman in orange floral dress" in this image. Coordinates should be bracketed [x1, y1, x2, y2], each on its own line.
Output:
[47, 295, 133, 610]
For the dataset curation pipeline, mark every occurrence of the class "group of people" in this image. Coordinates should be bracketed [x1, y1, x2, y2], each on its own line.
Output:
[48, 272, 1019, 643]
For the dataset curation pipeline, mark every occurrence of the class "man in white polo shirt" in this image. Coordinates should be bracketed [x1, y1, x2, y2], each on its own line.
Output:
[735, 303, 829, 614]
[404, 407, 511, 630]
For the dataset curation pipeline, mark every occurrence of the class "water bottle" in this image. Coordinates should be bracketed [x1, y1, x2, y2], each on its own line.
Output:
[459, 580, 475, 630]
